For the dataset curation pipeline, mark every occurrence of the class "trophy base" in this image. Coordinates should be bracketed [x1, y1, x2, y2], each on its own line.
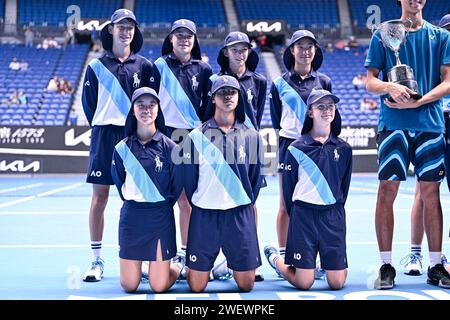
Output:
[387, 66, 422, 103]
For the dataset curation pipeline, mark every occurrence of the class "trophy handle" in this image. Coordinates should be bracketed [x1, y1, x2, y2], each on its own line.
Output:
[370, 24, 386, 47]
[403, 18, 414, 38]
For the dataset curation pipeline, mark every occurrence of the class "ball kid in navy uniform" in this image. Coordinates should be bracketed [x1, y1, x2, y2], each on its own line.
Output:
[181, 75, 264, 292]
[265, 89, 352, 290]
[81, 9, 155, 282]
[270, 30, 332, 272]
[153, 19, 213, 269]
[111, 87, 185, 293]
[207, 31, 267, 282]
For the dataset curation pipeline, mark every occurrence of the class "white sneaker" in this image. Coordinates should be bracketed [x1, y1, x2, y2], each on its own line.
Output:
[314, 257, 326, 280]
[401, 253, 423, 276]
[83, 257, 104, 282]
[141, 261, 149, 283]
[212, 255, 233, 281]
[255, 268, 264, 282]
[173, 251, 187, 280]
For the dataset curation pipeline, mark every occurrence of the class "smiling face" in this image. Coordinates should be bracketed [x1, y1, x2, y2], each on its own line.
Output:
[170, 27, 195, 57]
[308, 96, 336, 127]
[223, 43, 251, 70]
[109, 19, 135, 48]
[400, 0, 426, 15]
[212, 87, 239, 115]
[290, 38, 316, 68]
[133, 95, 159, 127]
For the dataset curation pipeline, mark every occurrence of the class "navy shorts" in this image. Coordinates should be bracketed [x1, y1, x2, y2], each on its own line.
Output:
[186, 204, 262, 272]
[285, 204, 347, 270]
[277, 136, 295, 173]
[87, 125, 125, 185]
[377, 129, 445, 182]
[119, 201, 177, 261]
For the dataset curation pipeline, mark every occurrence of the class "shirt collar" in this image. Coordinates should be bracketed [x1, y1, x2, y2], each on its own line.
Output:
[289, 68, 317, 81]
[104, 51, 138, 62]
[303, 133, 338, 146]
[167, 52, 199, 65]
[131, 129, 163, 145]
[205, 117, 244, 132]
[222, 67, 252, 80]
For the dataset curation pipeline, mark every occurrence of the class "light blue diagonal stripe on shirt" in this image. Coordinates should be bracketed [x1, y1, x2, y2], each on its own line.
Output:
[288, 146, 336, 205]
[155, 58, 201, 128]
[189, 128, 251, 206]
[89, 59, 131, 117]
[274, 77, 307, 124]
[115, 141, 165, 203]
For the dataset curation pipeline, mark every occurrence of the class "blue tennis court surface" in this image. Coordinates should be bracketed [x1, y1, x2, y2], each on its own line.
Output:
[1, 174, 449, 300]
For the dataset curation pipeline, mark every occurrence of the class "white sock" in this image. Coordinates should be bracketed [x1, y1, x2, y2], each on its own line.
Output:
[279, 247, 286, 260]
[411, 244, 422, 256]
[91, 241, 102, 260]
[269, 253, 281, 271]
[380, 251, 392, 265]
[429, 252, 442, 267]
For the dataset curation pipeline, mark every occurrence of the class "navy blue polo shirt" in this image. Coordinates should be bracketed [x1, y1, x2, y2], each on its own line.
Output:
[182, 117, 263, 210]
[153, 53, 213, 129]
[209, 68, 267, 130]
[82, 51, 156, 127]
[282, 133, 352, 214]
[270, 69, 332, 139]
[111, 130, 183, 206]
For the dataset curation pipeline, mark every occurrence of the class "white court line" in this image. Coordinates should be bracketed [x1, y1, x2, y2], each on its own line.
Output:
[1, 241, 449, 249]
[0, 183, 83, 209]
[0, 183, 44, 194]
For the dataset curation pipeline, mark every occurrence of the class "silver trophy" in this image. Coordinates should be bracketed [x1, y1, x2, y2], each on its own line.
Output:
[372, 19, 422, 102]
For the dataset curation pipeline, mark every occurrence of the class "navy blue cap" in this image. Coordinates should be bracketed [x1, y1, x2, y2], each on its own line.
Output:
[170, 19, 197, 34]
[302, 89, 342, 136]
[204, 75, 245, 123]
[306, 88, 340, 106]
[210, 75, 240, 95]
[161, 19, 201, 60]
[439, 14, 450, 28]
[125, 87, 166, 136]
[131, 87, 160, 105]
[100, 9, 143, 53]
[283, 30, 323, 71]
[217, 31, 259, 72]
[111, 8, 137, 24]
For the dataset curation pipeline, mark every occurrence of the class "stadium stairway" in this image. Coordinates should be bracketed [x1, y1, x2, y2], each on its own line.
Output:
[71, 51, 103, 126]
[222, 0, 240, 32]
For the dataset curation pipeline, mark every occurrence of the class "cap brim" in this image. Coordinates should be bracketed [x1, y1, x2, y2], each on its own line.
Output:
[301, 108, 342, 136]
[309, 93, 340, 105]
[204, 92, 246, 123]
[283, 43, 323, 71]
[112, 16, 137, 24]
[161, 35, 202, 60]
[100, 23, 143, 53]
[131, 92, 160, 106]
[171, 25, 196, 35]
[217, 48, 259, 72]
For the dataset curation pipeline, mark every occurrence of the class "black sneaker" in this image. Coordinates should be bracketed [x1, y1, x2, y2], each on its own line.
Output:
[427, 264, 450, 289]
[374, 263, 396, 289]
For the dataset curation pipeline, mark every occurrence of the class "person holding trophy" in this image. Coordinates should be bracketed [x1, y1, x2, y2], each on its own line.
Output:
[365, 0, 450, 289]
